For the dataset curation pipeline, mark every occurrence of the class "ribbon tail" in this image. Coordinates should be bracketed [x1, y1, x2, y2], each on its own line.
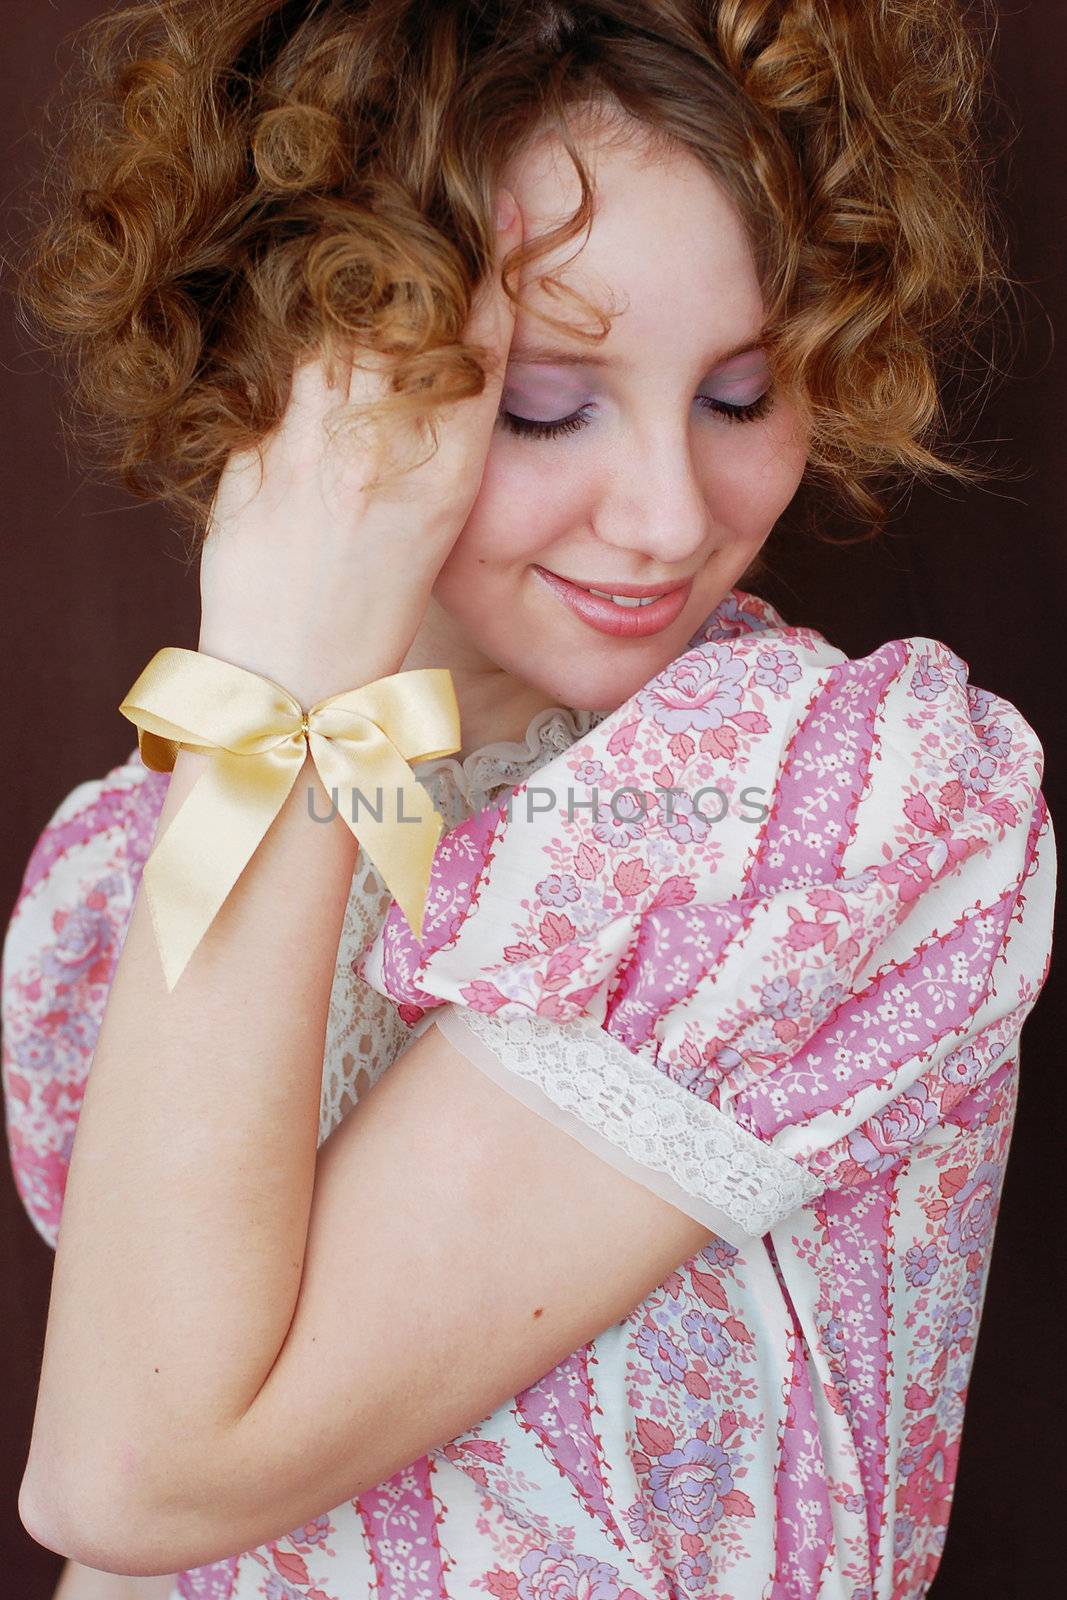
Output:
[310, 728, 444, 943]
[142, 746, 300, 991]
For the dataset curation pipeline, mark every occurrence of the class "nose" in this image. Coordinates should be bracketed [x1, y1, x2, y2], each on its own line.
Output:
[591, 425, 713, 567]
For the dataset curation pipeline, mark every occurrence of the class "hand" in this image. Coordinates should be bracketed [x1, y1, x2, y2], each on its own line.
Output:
[197, 192, 523, 707]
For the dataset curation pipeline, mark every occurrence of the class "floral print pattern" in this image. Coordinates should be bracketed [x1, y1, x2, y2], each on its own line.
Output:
[2, 588, 1055, 1599]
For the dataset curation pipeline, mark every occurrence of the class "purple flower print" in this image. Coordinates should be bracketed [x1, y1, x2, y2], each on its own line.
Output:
[944, 1161, 999, 1257]
[963, 1268, 983, 1304]
[574, 757, 606, 785]
[978, 720, 1013, 759]
[941, 1305, 974, 1349]
[903, 1242, 941, 1287]
[52, 1009, 101, 1058]
[675, 1549, 713, 1595]
[848, 1084, 937, 1175]
[807, 979, 850, 1030]
[967, 684, 995, 723]
[836, 866, 879, 895]
[751, 647, 802, 694]
[518, 1544, 622, 1599]
[640, 644, 746, 734]
[823, 1313, 847, 1358]
[592, 790, 648, 848]
[12, 1032, 59, 1074]
[536, 872, 582, 907]
[661, 789, 714, 844]
[950, 744, 997, 796]
[623, 1498, 652, 1541]
[698, 590, 754, 638]
[911, 655, 949, 702]
[760, 974, 803, 1020]
[648, 1437, 735, 1532]
[700, 1236, 738, 1270]
[287, 1512, 332, 1548]
[263, 1578, 306, 1600]
[681, 1309, 730, 1366]
[894, 1515, 916, 1557]
[941, 649, 969, 691]
[40, 903, 114, 983]
[940, 1044, 983, 1088]
[637, 1322, 688, 1383]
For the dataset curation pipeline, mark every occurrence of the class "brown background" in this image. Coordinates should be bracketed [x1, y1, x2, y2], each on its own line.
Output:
[2, 3, 1063, 1595]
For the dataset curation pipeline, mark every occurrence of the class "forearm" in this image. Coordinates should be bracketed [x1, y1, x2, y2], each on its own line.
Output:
[53, 1558, 178, 1600]
[24, 740, 359, 1519]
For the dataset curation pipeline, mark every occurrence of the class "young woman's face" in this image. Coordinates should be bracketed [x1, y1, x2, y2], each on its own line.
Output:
[428, 117, 811, 713]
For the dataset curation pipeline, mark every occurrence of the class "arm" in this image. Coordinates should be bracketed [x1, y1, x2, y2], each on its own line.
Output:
[52, 1560, 178, 1600]
[20, 729, 715, 1577]
[18, 204, 719, 1575]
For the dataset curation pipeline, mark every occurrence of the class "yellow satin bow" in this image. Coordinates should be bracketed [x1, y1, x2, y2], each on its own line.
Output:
[118, 647, 462, 992]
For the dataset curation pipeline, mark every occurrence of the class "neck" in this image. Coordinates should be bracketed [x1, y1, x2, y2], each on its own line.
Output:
[400, 601, 570, 762]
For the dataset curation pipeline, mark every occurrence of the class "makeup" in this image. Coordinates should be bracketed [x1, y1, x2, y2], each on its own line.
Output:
[531, 565, 693, 637]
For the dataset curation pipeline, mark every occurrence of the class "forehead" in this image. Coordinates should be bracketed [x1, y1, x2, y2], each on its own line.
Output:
[500, 117, 765, 345]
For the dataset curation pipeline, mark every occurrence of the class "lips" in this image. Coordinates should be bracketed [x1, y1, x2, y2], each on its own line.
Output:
[559, 577, 689, 598]
[532, 565, 693, 638]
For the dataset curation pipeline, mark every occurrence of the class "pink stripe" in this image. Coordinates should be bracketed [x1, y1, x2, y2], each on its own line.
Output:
[767, 1254, 836, 1595]
[825, 1178, 895, 1590]
[515, 1344, 630, 1553]
[749, 643, 906, 897]
[357, 1455, 450, 1600]
[740, 875, 1025, 1140]
[365, 804, 507, 1011]
[175, 1559, 238, 1599]
[16, 766, 168, 904]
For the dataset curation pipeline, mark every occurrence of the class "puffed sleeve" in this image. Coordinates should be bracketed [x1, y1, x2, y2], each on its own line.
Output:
[357, 625, 1056, 1249]
[1, 747, 169, 1248]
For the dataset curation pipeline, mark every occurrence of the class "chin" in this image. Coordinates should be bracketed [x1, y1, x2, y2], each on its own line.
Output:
[516, 640, 689, 715]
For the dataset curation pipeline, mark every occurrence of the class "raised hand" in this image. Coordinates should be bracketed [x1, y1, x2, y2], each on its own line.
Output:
[197, 192, 523, 707]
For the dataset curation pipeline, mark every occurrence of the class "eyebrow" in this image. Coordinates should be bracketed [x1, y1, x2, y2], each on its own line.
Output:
[506, 337, 765, 369]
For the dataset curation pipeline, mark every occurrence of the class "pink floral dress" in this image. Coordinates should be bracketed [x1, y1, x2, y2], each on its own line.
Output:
[2, 589, 1055, 1600]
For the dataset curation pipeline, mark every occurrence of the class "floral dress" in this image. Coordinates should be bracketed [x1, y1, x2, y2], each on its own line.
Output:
[2, 588, 1055, 1600]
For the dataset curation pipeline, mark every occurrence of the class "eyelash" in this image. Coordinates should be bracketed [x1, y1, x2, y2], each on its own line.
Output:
[498, 388, 775, 441]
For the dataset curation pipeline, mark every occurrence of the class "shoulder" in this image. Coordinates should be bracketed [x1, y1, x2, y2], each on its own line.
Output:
[4, 745, 170, 966]
[361, 589, 1051, 1025]
[676, 587, 1046, 784]
[1, 747, 170, 1247]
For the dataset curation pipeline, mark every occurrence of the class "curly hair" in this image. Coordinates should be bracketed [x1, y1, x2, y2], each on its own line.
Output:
[12, 0, 1012, 554]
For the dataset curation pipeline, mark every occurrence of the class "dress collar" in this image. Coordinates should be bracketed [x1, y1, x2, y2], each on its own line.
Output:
[412, 703, 608, 828]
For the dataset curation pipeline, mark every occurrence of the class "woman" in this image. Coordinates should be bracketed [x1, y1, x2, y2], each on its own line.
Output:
[3, 2, 1055, 1597]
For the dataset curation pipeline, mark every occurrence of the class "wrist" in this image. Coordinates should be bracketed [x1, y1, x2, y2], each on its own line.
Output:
[193, 636, 407, 708]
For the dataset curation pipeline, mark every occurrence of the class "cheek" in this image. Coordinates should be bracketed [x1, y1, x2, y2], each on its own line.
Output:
[439, 440, 583, 577]
[704, 405, 809, 537]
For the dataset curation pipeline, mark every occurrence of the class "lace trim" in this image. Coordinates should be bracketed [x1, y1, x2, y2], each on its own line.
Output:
[432, 1003, 822, 1246]
[412, 703, 608, 814]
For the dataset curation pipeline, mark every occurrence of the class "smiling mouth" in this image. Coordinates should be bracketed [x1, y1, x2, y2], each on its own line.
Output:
[541, 573, 693, 607]
[531, 565, 695, 637]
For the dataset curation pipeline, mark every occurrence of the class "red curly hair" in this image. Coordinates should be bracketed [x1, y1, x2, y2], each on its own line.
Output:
[13, 0, 1012, 554]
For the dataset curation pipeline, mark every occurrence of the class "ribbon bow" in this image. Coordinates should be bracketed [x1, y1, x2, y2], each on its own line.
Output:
[118, 647, 461, 992]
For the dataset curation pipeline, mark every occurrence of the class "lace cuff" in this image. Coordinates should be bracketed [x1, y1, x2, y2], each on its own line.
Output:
[430, 1003, 821, 1247]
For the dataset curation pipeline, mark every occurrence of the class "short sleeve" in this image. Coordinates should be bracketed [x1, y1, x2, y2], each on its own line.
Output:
[358, 628, 1056, 1249]
[1, 747, 169, 1248]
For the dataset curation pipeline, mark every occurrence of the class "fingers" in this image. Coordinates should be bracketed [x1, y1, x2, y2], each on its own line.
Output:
[271, 191, 522, 517]
[422, 188, 522, 482]
[466, 188, 523, 395]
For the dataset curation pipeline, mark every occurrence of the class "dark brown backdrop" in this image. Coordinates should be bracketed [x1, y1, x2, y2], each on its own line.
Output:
[2, 4, 1063, 1595]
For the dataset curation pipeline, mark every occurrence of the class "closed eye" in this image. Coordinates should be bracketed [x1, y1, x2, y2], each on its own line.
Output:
[498, 389, 775, 441]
